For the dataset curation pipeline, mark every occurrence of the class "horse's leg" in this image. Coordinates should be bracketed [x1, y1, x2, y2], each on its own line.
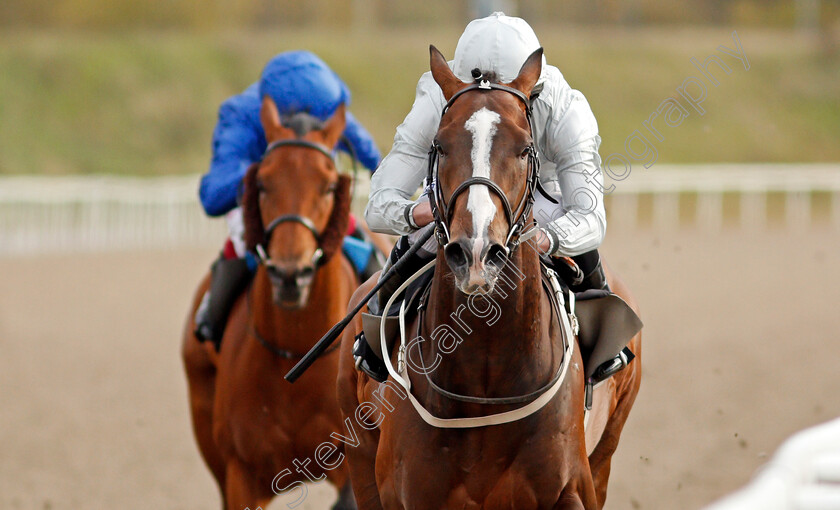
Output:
[223, 460, 270, 510]
[322, 449, 356, 510]
[337, 363, 384, 510]
[554, 494, 585, 510]
[331, 481, 359, 510]
[556, 475, 598, 510]
[343, 421, 383, 510]
[182, 276, 227, 502]
[587, 337, 641, 509]
[336, 279, 384, 510]
[584, 265, 644, 508]
[182, 340, 225, 485]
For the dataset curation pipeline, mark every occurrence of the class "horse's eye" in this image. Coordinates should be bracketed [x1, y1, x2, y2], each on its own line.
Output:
[435, 143, 446, 157]
[324, 182, 337, 195]
[520, 147, 531, 159]
[256, 179, 266, 193]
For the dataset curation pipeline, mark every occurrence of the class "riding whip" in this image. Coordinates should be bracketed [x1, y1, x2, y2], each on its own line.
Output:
[284, 225, 436, 382]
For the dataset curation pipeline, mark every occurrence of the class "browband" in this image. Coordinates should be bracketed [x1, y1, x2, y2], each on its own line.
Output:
[442, 80, 533, 117]
[263, 139, 335, 162]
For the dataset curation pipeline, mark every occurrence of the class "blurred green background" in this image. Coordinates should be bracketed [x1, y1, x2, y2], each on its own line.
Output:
[1, 0, 838, 176]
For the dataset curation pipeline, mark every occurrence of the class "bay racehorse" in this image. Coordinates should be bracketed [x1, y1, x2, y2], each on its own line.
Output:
[182, 98, 365, 509]
[336, 47, 641, 509]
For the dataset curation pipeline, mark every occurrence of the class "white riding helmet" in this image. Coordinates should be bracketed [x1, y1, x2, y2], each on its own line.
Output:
[452, 12, 547, 85]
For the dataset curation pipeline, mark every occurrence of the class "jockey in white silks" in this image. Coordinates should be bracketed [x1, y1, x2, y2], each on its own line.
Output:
[354, 12, 628, 377]
[365, 12, 609, 303]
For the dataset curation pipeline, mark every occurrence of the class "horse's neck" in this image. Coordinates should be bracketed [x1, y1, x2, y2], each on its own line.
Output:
[251, 256, 348, 347]
[424, 248, 556, 396]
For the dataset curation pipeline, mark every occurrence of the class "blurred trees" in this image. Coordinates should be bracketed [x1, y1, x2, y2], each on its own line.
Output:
[0, 0, 837, 29]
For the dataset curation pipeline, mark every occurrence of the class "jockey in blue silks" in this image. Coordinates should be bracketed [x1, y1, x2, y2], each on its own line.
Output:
[194, 50, 381, 347]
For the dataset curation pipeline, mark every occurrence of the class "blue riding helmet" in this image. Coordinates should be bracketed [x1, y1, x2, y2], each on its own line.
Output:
[199, 50, 381, 217]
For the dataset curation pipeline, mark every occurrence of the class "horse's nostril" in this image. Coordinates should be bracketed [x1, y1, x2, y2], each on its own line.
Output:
[267, 264, 301, 286]
[444, 241, 471, 272]
[298, 266, 314, 279]
[484, 243, 509, 269]
[266, 265, 286, 280]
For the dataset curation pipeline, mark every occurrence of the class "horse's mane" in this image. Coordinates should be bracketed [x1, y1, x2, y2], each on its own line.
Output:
[242, 163, 264, 251]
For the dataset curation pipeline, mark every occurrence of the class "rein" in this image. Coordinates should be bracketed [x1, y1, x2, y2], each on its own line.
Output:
[427, 78, 541, 252]
[382, 259, 578, 429]
[416, 273, 568, 405]
[246, 284, 340, 360]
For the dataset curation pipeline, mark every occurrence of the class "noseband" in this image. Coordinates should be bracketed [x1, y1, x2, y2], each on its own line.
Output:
[253, 139, 336, 268]
[427, 78, 541, 253]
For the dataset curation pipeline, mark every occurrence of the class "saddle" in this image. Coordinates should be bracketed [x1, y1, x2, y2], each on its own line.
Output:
[353, 260, 642, 386]
[353, 267, 434, 382]
[342, 233, 384, 283]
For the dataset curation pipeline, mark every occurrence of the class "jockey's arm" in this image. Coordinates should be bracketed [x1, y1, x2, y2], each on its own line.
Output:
[538, 82, 607, 258]
[365, 72, 443, 235]
[199, 85, 263, 217]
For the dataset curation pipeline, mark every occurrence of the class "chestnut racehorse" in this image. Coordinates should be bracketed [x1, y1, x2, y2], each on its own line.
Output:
[182, 98, 364, 509]
[336, 47, 641, 509]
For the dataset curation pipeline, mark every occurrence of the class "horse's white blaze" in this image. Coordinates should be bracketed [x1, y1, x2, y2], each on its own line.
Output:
[464, 107, 500, 265]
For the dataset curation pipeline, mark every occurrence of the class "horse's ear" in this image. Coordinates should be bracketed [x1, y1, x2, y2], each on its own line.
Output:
[508, 47, 543, 97]
[320, 103, 346, 149]
[260, 96, 295, 141]
[429, 45, 463, 101]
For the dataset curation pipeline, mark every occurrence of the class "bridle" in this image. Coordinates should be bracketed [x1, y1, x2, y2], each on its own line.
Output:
[427, 76, 541, 254]
[246, 136, 353, 358]
[252, 138, 336, 269]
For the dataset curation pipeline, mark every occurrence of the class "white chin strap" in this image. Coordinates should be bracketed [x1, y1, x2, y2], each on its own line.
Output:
[380, 259, 578, 429]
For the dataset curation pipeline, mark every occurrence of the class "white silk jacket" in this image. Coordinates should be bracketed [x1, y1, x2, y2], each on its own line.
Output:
[365, 13, 606, 257]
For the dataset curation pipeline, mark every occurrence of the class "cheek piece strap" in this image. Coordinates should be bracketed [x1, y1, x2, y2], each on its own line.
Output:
[426, 77, 541, 254]
[253, 138, 341, 269]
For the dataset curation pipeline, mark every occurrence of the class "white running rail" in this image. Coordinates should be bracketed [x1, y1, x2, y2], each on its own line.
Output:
[0, 175, 224, 256]
[605, 164, 840, 231]
[0, 164, 838, 256]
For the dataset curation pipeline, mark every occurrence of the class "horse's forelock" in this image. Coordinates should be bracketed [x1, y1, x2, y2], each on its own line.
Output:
[280, 112, 325, 138]
[477, 70, 500, 83]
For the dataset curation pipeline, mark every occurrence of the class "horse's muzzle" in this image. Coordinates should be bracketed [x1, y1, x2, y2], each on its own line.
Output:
[266, 264, 315, 309]
[444, 238, 507, 295]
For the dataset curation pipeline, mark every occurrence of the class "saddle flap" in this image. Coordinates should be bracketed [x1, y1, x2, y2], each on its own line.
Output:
[365, 263, 435, 357]
[361, 312, 400, 359]
[576, 294, 643, 379]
